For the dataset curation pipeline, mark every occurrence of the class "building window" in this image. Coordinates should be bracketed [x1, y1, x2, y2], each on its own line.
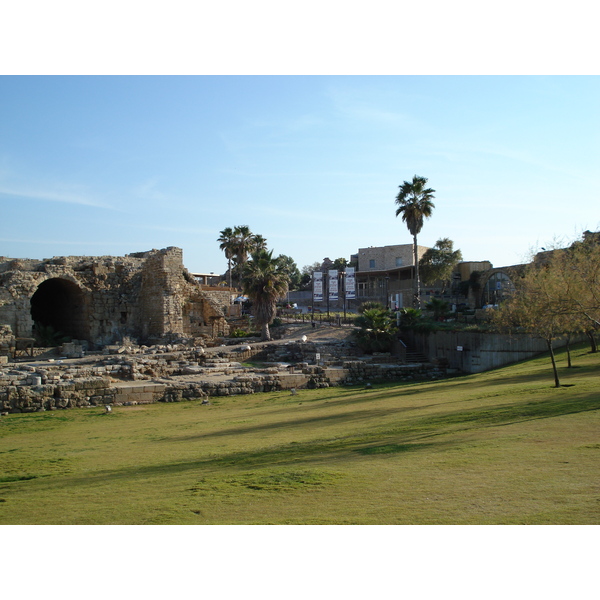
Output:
[369, 259, 376, 269]
[482, 272, 515, 306]
[395, 257, 403, 267]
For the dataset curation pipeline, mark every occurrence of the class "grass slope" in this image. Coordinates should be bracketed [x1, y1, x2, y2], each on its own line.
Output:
[1, 344, 599, 524]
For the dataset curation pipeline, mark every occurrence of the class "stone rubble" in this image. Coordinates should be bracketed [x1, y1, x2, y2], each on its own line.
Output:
[0, 335, 446, 414]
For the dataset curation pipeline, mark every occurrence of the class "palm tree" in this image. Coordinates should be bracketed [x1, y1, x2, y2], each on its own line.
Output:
[232, 225, 257, 266]
[424, 297, 450, 321]
[395, 175, 436, 307]
[229, 226, 267, 287]
[252, 234, 268, 253]
[241, 249, 289, 341]
[217, 227, 236, 287]
[353, 307, 398, 353]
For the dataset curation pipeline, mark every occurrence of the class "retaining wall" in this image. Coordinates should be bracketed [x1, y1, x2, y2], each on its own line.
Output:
[403, 330, 581, 373]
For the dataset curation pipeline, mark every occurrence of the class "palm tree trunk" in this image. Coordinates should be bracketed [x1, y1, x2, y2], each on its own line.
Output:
[261, 322, 271, 341]
[413, 233, 420, 308]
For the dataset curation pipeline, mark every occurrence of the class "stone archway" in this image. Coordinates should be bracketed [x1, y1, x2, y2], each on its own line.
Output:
[479, 269, 517, 307]
[30, 278, 91, 342]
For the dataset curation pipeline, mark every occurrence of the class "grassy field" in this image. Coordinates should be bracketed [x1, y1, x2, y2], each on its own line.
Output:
[1, 343, 599, 525]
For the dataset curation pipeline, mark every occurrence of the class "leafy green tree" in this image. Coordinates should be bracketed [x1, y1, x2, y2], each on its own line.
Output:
[394, 175, 436, 308]
[419, 238, 463, 291]
[353, 307, 398, 354]
[241, 250, 289, 341]
[559, 232, 600, 329]
[332, 257, 349, 270]
[521, 232, 600, 353]
[300, 262, 323, 289]
[492, 260, 578, 388]
[277, 254, 302, 290]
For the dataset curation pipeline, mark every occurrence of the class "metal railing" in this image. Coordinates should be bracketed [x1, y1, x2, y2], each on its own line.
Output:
[277, 311, 356, 327]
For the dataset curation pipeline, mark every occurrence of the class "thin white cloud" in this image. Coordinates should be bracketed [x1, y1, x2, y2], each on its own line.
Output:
[132, 178, 167, 201]
[0, 237, 130, 246]
[326, 85, 425, 130]
[249, 113, 323, 133]
[0, 185, 117, 210]
[426, 138, 593, 181]
[250, 204, 382, 226]
[129, 223, 217, 235]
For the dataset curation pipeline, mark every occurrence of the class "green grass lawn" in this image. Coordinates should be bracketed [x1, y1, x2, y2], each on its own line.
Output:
[1, 344, 599, 524]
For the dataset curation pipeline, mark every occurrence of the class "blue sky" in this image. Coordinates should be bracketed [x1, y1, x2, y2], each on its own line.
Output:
[1, 75, 599, 275]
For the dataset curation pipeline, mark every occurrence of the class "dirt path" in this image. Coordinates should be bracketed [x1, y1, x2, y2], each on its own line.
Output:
[278, 322, 356, 343]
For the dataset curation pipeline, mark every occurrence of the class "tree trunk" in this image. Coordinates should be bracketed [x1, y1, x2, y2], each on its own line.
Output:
[413, 233, 420, 308]
[547, 338, 561, 388]
[586, 330, 597, 353]
[261, 322, 271, 341]
[566, 336, 572, 368]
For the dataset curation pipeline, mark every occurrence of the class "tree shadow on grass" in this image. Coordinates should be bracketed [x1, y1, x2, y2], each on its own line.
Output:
[24, 391, 600, 492]
[171, 405, 412, 442]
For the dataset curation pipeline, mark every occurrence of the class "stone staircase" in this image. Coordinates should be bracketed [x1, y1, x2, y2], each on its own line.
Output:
[405, 349, 430, 364]
[399, 339, 430, 364]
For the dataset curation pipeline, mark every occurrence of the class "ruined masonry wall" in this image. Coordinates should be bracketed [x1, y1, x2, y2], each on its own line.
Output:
[0, 247, 229, 347]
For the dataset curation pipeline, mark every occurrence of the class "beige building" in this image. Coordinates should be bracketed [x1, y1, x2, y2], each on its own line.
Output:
[355, 244, 430, 308]
[355, 244, 494, 308]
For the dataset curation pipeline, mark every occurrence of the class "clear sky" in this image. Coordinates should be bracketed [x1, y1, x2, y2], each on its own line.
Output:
[1, 3, 598, 590]
[1, 75, 598, 274]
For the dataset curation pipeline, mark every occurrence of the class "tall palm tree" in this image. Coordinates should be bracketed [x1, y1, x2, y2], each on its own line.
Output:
[395, 175, 436, 307]
[217, 227, 236, 287]
[241, 249, 289, 341]
[252, 234, 268, 253]
[231, 226, 268, 287]
[232, 225, 257, 266]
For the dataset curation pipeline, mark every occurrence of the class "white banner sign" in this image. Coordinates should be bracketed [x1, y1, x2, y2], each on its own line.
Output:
[313, 271, 323, 302]
[345, 267, 356, 299]
[329, 270, 338, 301]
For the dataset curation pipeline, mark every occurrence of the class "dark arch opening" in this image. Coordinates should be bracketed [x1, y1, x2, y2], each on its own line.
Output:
[30, 278, 90, 342]
[480, 271, 516, 307]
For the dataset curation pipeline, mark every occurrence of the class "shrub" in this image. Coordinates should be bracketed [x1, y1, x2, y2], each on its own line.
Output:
[397, 308, 422, 327]
[424, 297, 450, 321]
[33, 323, 70, 347]
[230, 329, 256, 338]
[358, 301, 385, 314]
[353, 308, 398, 354]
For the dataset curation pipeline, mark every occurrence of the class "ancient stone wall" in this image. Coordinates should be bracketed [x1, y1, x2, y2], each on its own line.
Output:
[0, 247, 229, 349]
[0, 330, 448, 413]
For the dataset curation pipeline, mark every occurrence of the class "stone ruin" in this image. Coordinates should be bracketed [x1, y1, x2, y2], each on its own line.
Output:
[0, 247, 229, 352]
[0, 337, 446, 414]
[0, 249, 450, 414]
